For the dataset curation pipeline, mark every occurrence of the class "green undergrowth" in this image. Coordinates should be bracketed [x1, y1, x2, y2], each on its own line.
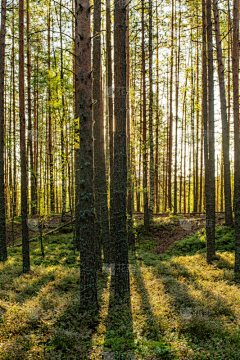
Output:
[1, 221, 240, 359]
[135, 217, 235, 260]
[159, 225, 235, 260]
[8, 233, 79, 268]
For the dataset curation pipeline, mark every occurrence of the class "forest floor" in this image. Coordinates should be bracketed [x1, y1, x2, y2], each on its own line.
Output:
[5, 213, 74, 247]
[0, 215, 240, 359]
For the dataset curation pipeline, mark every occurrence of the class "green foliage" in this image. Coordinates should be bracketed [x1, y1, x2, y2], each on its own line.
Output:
[162, 225, 235, 259]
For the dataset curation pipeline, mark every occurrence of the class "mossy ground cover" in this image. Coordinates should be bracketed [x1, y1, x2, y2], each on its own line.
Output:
[0, 220, 240, 359]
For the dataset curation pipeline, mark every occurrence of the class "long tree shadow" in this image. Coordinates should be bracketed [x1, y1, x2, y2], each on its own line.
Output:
[103, 270, 135, 360]
[130, 259, 172, 359]
[44, 270, 110, 360]
[140, 255, 240, 355]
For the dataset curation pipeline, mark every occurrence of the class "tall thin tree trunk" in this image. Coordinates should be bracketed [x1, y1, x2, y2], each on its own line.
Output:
[174, 0, 181, 214]
[165, 67, 169, 212]
[195, 6, 199, 213]
[200, 112, 203, 213]
[19, 0, 30, 273]
[155, 0, 159, 214]
[142, 0, 149, 229]
[12, 1, 17, 217]
[233, 0, 240, 273]
[137, 75, 143, 213]
[180, 65, 188, 213]
[126, 0, 134, 247]
[75, 0, 98, 308]
[114, 0, 130, 299]
[168, 0, 174, 211]
[106, 0, 114, 262]
[99, 77, 111, 264]
[27, 0, 35, 216]
[190, 31, 195, 214]
[93, 0, 103, 271]
[60, 0, 66, 222]
[212, 0, 233, 226]
[206, 0, 215, 263]
[0, 0, 7, 262]
[48, 5, 54, 213]
[188, 124, 191, 214]
[149, 0, 154, 219]
[184, 94, 187, 214]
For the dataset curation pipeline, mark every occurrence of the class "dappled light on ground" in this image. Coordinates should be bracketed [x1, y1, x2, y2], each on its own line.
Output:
[1, 224, 240, 359]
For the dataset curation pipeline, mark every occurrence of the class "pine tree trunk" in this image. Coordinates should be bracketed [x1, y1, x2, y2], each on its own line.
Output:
[106, 0, 114, 262]
[233, 0, 240, 273]
[114, 0, 130, 299]
[126, 0, 134, 247]
[27, 0, 35, 216]
[142, 0, 149, 229]
[190, 33, 195, 214]
[9, 73, 13, 221]
[174, 0, 181, 214]
[99, 77, 111, 264]
[48, 6, 55, 214]
[19, 0, 30, 273]
[180, 65, 188, 213]
[165, 68, 169, 213]
[149, 0, 154, 219]
[168, 0, 174, 211]
[184, 92, 187, 214]
[137, 76, 142, 213]
[60, 0, 66, 222]
[188, 124, 191, 214]
[0, 0, 7, 262]
[203, 0, 208, 217]
[75, 0, 98, 308]
[155, 0, 159, 214]
[206, 0, 215, 263]
[195, 10, 199, 213]
[35, 40, 39, 214]
[93, 0, 104, 271]
[212, 0, 233, 226]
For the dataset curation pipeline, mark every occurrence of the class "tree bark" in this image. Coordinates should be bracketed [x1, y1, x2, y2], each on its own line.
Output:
[75, 0, 98, 308]
[48, 5, 55, 214]
[93, 0, 106, 270]
[149, 0, 154, 219]
[206, 0, 215, 263]
[60, 0, 66, 222]
[0, 0, 7, 262]
[155, 0, 159, 214]
[27, 0, 35, 216]
[106, 0, 114, 262]
[142, 0, 149, 229]
[174, 0, 181, 214]
[114, 0, 130, 299]
[168, 0, 174, 211]
[195, 6, 199, 213]
[19, 0, 30, 273]
[126, 0, 134, 248]
[233, 0, 240, 273]
[212, 0, 233, 226]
